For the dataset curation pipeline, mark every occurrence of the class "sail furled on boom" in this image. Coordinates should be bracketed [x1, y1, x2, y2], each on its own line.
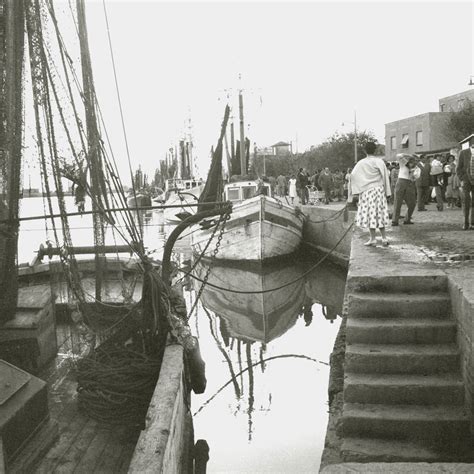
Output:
[198, 105, 230, 212]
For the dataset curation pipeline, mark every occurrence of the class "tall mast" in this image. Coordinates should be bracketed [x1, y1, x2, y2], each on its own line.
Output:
[76, 0, 107, 301]
[238, 86, 246, 175]
[0, 0, 25, 323]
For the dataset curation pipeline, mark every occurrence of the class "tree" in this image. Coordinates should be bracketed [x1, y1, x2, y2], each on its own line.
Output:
[446, 99, 474, 142]
[301, 130, 381, 172]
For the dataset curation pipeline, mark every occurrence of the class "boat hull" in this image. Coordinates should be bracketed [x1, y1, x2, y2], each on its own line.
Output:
[191, 195, 304, 261]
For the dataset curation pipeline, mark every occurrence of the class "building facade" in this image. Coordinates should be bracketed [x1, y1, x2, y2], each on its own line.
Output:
[385, 89, 473, 161]
[439, 89, 474, 112]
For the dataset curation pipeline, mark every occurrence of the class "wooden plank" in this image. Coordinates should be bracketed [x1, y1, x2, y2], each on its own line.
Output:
[53, 418, 98, 473]
[8, 420, 59, 474]
[72, 426, 113, 473]
[35, 410, 88, 473]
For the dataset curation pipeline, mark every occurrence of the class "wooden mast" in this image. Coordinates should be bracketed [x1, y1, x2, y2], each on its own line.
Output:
[0, 0, 24, 323]
[76, 0, 107, 301]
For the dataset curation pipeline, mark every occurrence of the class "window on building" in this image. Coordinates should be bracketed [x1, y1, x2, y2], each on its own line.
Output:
[390, 136, 396, 150]
[440, 104, 445, 112]
[416, 131, 423, 146]
[401, 134, 409, 148]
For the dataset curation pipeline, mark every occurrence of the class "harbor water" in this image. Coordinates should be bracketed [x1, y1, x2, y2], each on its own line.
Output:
[18, 196, 347, 472]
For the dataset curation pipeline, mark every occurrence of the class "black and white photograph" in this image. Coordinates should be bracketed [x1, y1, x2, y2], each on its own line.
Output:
[0, 0, 473, 472]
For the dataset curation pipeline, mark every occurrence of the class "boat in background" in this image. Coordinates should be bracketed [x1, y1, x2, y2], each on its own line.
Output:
[163, 177, 205, 223]
[191, 180, 304, 260]
[193, 259, 306, 343]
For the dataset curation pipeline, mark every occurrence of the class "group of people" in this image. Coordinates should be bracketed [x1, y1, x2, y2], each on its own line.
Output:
[273, 167, 352, 205]
[350, 135, 474, 246]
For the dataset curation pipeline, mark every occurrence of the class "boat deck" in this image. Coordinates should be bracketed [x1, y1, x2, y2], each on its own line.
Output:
[32, 323, 140, 473]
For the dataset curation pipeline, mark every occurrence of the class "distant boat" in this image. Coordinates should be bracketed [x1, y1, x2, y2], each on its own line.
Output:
[191, 180, 304, 261]
[127, 191, 152, 208]
[193, 259, 306, 343]
[162, 178, 205, 223]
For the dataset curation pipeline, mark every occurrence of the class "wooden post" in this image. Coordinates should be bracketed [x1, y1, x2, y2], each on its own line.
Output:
[239, 90, 246, 175]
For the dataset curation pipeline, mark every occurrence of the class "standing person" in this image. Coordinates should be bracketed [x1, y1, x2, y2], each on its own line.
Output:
[430, 154, 444, 211]
[444, 156, 457, 209]
[415, 154, 431, 211]
[276, 174, 286, 197]
[389, 163, 399, 204]
[344, 168, 352, 199]
[350, 142, 391, 246]
[392, 153, 420, 226]
[318, 168, 333, 204]
[456, 134, 474, 230]
[333, 170, 344, 201]
[288, 174, 297, 205]
[298, 168, 310, 205]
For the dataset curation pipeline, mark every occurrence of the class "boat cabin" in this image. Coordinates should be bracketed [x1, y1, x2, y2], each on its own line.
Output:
[224, 180, 272, 203]
[165, 178, 203, 193]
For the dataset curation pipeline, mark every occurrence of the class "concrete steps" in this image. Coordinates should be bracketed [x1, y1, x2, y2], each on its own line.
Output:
[344, 373, 465, 405]
[346, 318, 456, 344]
[342, 286, 472, 463]
[345, 343, 459, 374]
[348, 293, 450, 319]
[343, 403, 470, 442]
[341, 437, 457, 463]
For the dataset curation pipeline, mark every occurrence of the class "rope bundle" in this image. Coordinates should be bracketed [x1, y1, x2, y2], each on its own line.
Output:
[76, 347, 162, 427]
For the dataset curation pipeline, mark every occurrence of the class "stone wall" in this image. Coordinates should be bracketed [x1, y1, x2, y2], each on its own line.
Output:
[129, 344, 193, 474]
[302, 205, 355, 264]
[447, 267, 474, 432]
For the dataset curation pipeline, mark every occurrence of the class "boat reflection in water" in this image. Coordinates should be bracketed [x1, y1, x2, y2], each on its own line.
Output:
[193, 259, 306, 344]
[190, 254, 346, 447]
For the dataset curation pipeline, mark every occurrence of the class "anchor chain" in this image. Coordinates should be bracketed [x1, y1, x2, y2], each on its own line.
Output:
[185, 208, 231, 322]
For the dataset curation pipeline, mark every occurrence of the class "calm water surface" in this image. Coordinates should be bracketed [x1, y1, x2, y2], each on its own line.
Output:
[18, 196, 346, 473]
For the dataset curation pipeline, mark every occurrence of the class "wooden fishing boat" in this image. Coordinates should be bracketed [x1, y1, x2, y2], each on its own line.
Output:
[193, 259, 306, 343]
[191, 180, 305, 261]
[163, 178, 205, 223]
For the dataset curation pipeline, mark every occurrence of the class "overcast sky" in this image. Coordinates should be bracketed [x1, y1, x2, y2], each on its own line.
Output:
[31, 1, 474, 181]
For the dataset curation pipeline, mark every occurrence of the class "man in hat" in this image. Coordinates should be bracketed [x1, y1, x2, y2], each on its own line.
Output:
[456, 134, 474, 230]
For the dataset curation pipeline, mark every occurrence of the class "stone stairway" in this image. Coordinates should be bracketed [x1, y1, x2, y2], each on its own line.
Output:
[341, 280, 472, 463]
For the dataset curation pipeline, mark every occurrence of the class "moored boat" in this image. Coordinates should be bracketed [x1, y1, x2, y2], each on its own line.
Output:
[191, 180, 304, 261]
[163, 177, 205, 223]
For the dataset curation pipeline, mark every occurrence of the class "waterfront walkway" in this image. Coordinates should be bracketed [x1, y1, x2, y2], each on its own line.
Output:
[320, 200, 474, 472]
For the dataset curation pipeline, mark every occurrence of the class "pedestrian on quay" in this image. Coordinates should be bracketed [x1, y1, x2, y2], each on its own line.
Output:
[429, 154, 444, 211]
[350, 141, 391, 246]
[288, 174, 297, 205]
[444, 156, 458, 209]
[297, 168, 310, 205]
[333, 169, 344, 201]
[456, 134, 474, 230]
[389, 162, 399, 204]
[415, 154, 431, 211]
[276, 173, 287, 197]
[392, 153, 420, 226]
[344, 168, 352, 199]
[318, 168, 333, 204]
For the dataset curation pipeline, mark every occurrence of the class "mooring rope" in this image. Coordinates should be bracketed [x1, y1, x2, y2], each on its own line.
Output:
[181, 222, 354, 295]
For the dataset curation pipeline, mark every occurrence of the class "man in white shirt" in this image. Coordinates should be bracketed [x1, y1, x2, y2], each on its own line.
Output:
[392, 153, 421, 226]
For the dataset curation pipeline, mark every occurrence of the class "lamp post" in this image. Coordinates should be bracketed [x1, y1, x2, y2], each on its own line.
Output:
[342, 110, 358, 164]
